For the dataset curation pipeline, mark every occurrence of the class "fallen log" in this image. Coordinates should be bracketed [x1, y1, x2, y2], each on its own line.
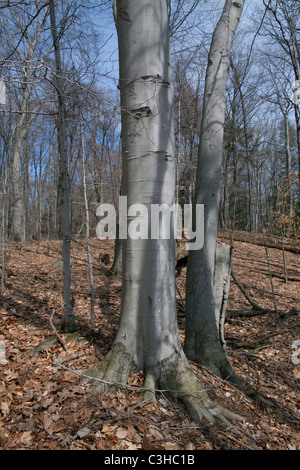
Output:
[270, 272, 300, 282]
[227, 332, 279, 350]
[228, 232, 300, 254]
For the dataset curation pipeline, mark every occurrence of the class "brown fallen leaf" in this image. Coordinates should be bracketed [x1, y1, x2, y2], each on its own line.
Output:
[20, 431, 32, 446]
[0, 402, 9, 416]
[77, 427, 91, 439]
[142, 434, 156, 450]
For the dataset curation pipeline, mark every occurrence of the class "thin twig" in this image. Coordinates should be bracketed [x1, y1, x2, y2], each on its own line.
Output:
[54, 357, 213, 396]
[231, 269, 268, 314]
[50, 311, 67, 351]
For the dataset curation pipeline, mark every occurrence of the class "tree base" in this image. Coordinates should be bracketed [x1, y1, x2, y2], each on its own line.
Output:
[185, 343, 273, 406]
[83, 342, 243, 425]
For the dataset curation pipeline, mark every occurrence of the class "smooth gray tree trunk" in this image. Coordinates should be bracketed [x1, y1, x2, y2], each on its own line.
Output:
[49, 0, 76, 333]
[185, 0, 244, 380]
[81, 121, 95, 323]
[85, 0, 241, 425]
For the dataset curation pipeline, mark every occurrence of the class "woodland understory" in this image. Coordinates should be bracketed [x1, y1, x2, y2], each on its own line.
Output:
[0, 230, 299, 451]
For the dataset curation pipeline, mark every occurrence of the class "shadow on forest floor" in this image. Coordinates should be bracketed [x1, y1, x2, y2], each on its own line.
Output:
[0, 235, 299, 450]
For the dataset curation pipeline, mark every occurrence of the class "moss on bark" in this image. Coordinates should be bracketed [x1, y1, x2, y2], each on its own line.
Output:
[83, 342, 243, 425]
[84, 342, 137, 394]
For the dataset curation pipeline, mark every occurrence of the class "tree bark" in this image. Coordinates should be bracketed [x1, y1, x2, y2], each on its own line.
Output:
[81, 121, 95, 323]
[213, 242, 233, 353]
[49, 0, 76, 333]
[185, 0, 244, 381]
[111, 223, 122, 276]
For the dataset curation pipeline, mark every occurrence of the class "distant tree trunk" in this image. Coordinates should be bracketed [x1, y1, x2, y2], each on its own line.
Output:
[284, 114, 293, 217]
[49, 0, 76, 333]
[111, 223, 122, 276]
[185, 0, 244, 381]
[11, 121, 25, 243]
[6, 3, 48, 243]
[10, 42, 35, 243]
[294, 106, 300, 186]
[81, 121, 95, 323]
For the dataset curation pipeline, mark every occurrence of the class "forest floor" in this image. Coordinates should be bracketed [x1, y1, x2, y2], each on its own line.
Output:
[0, 231, 299, 451]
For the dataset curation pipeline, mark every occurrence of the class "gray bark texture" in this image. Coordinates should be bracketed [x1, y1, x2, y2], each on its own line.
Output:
[85, 0, 241, 425]
[49, 0, 76, 333]
[185, 0, 244, 380]
[213, 242, 233, 353]
[93, 0, 178, 375]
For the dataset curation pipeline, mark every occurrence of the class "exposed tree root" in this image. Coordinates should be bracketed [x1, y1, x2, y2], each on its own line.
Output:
[83, 342, 244, 426]
[204, 355, 275, 408]
[157, 350, 243, 425]
[84, 342, 137, 394]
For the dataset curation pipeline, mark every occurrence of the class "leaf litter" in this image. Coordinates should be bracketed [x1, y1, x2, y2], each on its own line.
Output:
[0, 232, 299, 450]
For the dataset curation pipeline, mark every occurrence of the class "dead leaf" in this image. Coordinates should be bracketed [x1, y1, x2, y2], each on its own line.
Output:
[116, 427, 128, 440]
[163, 441, 180, 450]
[147, 425, 164, 440]
[20, 431, 32, 446]
[101, 424, 117, 434]
[142, 434, 156, 450]
[42, 413, 55, 436]
[120, 440, 140, 450]
[0, 402, 9, 416]
[41, 397, 54, 409]
[77, 427, 91, 439]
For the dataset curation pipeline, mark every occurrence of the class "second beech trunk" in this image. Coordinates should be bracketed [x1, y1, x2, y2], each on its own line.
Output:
[185, 0, 244, 379]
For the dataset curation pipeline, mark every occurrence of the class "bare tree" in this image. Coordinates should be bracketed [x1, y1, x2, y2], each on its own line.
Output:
[49, 0, 76, 333]
[185, 0, 245, 382]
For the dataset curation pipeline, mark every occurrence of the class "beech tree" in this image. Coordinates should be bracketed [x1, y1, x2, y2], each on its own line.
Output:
[86, 0, 240, 425]
[185, 0, 245, 382]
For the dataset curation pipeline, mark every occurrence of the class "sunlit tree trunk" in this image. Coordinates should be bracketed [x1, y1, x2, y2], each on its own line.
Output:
[185, 0, 244, 380]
